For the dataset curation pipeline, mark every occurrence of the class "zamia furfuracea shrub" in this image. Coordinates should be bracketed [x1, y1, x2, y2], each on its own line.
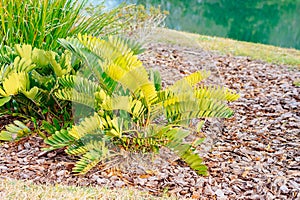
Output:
[43, 34, 240, 175]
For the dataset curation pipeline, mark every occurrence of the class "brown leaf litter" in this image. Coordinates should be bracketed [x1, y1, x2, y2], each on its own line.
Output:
[0, 42, 299, 199]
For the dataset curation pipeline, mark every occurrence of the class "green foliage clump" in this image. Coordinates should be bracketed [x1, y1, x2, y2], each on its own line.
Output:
[43, 34, 239, 175]
[0, 0, 131, 50]
[0, 44, 78, 140]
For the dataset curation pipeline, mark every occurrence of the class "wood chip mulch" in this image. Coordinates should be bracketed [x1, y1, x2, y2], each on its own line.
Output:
[0, 42, 299, 199]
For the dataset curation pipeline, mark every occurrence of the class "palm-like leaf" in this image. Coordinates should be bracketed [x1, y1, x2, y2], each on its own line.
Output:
[44, 129, 76, 151]
[0, 71, 28, 96]
[0, 120, 31, 141]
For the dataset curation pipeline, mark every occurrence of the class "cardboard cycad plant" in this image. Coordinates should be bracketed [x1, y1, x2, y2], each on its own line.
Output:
[44, 34, 239, 175]
[0, 43, 79, 141]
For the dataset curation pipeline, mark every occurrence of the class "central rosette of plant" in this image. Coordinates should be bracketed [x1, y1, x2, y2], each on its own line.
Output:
[42, 34, 239, 175]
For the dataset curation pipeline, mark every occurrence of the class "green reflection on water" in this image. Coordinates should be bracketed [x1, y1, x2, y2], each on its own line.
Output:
[98, 0, 300, 49]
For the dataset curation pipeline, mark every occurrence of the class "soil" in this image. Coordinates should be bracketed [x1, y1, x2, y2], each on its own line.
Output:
[0, 42, 299, 199]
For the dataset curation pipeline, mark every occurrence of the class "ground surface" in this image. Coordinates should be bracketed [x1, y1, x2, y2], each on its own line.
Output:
[0, 42, 299, 199]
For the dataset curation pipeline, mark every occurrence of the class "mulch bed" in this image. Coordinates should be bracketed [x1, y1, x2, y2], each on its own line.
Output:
[0, 42, 299, 199]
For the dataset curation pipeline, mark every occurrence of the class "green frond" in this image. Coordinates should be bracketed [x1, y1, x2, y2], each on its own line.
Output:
[106, 36, 135, 58]
[31, 48, 51, 66]
[0, 71, 28, 97]
[0, 64, 11, 82]
[148, 69, 162, 91]
[72, 140, 110, 174]
[13, 56, 35, 73]
[118, 37, 145, 55]
[164, 128, 207, 176]
[68, 113, 103, 139]
[15, 44, 33, 60]
[102, 96, 147, 120]
[44, 129, 76, 151]
[165, 98, 234, 124]
[58, 75, 103, 96]
[0, 56, 35, 81]
[181, 151, 208, 176]
[131, 99, 147, 118]
[29, 70, 54, 88]
[78, 34, 143, 70]
[119, 136, 163, 153]
[58, 37, 119, 94]
[60, 35, 149, 98]
[194, 85, 240, 102]
[55, 88, 96, 108]
[164, 128, 190, 145]
[102, 96, 131, 111]
[158, 82, 236, 124]
[72, 151, 102, 174]
[0, 45, 15, 64]
[58, 37, 93, 65]
[100, 115, 122, 138]
[15, 44, 50, 67]
[170, 70, 211, 90]
[45, 50, 73, 77]
[21, 86, 48, 106]
[0, 96, 11, 106]
[0, 120, 31, 141]
[78, 34, 128, 61]
[225, 88, 240, 101]
[65, 141, 87, 155]
[118, 66, 158, 104]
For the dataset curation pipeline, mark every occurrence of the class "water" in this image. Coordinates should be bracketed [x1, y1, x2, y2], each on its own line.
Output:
[91, 0, 300, 50]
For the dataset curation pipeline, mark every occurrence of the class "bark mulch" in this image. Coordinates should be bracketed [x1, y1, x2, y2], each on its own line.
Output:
[0, 42, 299, 199]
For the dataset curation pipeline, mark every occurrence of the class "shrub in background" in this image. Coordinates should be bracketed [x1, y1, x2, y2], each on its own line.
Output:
[116, 4, 168, 42]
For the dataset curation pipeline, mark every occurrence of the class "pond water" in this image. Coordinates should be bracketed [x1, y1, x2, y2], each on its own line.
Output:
[92, 0, 300, 50]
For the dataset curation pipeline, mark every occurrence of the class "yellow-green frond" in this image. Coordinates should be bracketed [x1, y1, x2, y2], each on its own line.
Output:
[225, 88, 240, 101]
[171, 70, 211, 90]
[69, 113, 103, 139]
[66, 143, 88, 155]
[72, 141, 111, 174]
[102, 96, 131, 111]
[44, 129, 76, 151]
[15, 44, 51, 67]
[131, 99, 146, 118]
[195, 85, 240, 102]
[13, 56, 35, 73]
[45, 51, 72, 77]
[15, 44, 33, 60]
[58, 75, 102, 97]
[72, 152, 102, 174]
[55, 88, 96, 108]
[0, 120, 31, 141]
[0, 71, 28, 96]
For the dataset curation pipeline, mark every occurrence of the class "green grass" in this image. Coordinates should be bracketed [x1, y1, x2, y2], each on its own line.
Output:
[0, 0, 127, 50]
[150, 28, 300, 68]
[0, 178, 175, 200]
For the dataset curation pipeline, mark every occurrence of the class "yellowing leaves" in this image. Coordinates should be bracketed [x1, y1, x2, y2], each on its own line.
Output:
[0, 71, 28, 96]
